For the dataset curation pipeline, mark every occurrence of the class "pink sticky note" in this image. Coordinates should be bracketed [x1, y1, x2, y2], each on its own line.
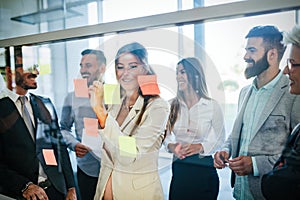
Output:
[74, 79, 89, 98]
[137, 75, 160, 95]
[42, 149, 57, 166]
[83, 117, 98, 137]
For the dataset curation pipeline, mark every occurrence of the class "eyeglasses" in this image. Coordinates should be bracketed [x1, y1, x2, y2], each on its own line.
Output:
[287, 59, 300, 70]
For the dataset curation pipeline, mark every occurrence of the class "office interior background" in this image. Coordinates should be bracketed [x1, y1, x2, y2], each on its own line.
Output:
[0, 0, 299, 199]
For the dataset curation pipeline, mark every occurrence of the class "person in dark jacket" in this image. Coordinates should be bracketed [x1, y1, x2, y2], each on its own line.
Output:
[0, 65, 76, 200]
[261, 25, 300, 200]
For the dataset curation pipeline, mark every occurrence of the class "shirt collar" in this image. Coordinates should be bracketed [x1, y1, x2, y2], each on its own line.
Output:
[7, 90, 30, 103]
[178, 96, 210, 108]
[252, 71, 282, 91]
[7, 90, 19, 102]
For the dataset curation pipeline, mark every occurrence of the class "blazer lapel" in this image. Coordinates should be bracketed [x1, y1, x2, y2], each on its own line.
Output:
[232, 86, 252, 156]
[237, 87, 252, 123]
[286, 123, 300, 145]
[251, 75, 287, 140]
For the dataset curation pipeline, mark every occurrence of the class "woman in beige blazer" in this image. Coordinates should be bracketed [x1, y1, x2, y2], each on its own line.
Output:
[89, 42, 170, 200]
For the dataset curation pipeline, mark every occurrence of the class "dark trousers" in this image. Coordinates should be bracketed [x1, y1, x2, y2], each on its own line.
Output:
[169, 155, 219, 200]
[77, 167, 98, 200]
[45, 185, 65, 200]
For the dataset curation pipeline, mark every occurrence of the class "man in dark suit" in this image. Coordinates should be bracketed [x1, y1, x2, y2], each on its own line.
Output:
[0, 65, 76, 200]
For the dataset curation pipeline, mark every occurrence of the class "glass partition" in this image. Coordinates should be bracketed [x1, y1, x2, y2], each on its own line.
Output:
[0, 1, 299, 199]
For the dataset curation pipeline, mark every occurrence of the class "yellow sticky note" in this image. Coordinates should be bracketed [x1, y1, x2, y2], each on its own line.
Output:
[83, 117, 98, 137]
[137, 75, 160, 95]
[74, 78, 89, 98]
[104, 84, 121, 104]
[39, 63, 51, 75]
[118, 136, 137, 157]
[42, 149, 57, 166]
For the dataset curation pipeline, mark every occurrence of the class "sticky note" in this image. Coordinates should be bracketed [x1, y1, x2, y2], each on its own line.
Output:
[104, 84, 121, 104]
[137, 75, 160, 95]
[74, 79, 89, 98]
[42, 149, 57, 166]
[39, 63, 51, 75]
[83, 117, 98, 137]
[118, 136, 137, 157]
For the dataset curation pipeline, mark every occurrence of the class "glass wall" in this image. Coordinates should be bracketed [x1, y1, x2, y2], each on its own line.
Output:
[11, 10, 297, 132]
[0, 0, 299, 199]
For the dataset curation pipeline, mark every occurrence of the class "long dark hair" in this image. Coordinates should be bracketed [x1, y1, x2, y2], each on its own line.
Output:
[168, 57, 210, 132]
[115, 42, 158, 135]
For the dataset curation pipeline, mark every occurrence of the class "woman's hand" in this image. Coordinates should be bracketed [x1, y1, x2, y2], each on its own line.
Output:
[89, 80, 104, 109]
[89, 81, 107, 128]
[179, 144, 203, 157]
[168, 143, 185, 159]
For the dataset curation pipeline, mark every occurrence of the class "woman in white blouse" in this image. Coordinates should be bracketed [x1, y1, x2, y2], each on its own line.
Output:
[165, 57, 226, 200]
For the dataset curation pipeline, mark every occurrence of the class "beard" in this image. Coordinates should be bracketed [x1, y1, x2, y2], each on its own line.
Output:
[23, 84, 37, 90]
[244, 51, 269, 79]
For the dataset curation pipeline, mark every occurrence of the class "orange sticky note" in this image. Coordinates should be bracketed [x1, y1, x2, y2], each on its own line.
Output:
[83, 117, 98, 137]
[137, 75, 160, 95]
[42, 149, 57, 166]
[74, 79, 89, 98]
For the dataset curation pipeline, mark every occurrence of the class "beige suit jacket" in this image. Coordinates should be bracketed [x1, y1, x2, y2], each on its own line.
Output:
[223, 74, 300, 199]
[94, 96, 170, 200]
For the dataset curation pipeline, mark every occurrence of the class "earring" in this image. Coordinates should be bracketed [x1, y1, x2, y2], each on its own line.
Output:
[195, 75, 199, 93]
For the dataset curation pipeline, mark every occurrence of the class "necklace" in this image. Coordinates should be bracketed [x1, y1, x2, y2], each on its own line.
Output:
[122, 98, 134, 111]
[122, 103, 133, 111]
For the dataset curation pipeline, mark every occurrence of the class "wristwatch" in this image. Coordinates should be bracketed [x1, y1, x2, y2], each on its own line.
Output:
[21, 181, 33, 193]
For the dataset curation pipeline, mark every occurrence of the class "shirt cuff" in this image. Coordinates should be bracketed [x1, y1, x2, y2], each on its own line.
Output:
[21, 181, 33, 193]
[163, 132, 175, 153]
[252, 157, 259, 176]
[222, 147, 231, 155]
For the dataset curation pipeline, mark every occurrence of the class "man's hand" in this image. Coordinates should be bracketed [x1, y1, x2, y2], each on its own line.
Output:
[75, 143, 90, 158]
[22, 183, 48, 200]
[214, 151, 229, 169]
[168, 143, 203, 159]
[228, 156, 253, 176]
[65, 187, 77, 200]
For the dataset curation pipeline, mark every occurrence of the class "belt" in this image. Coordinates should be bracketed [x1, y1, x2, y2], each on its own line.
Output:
[38, 179, 52, 190]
